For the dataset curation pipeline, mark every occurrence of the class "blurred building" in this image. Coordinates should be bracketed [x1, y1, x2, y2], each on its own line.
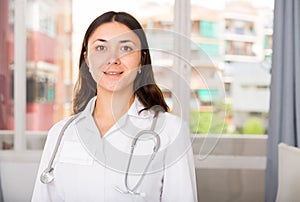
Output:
[0, 0, 73, 131]
[138, 1, 273, 131]
[139, 4, 224, 111]
[0, 0, 12, 130]
[222, 1, 273, 131]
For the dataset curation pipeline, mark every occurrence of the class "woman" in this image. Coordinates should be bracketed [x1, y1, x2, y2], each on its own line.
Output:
[32, 11, 197, 202]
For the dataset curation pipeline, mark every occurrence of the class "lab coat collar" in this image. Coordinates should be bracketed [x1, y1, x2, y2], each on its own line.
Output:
[74, 96, 153, 137]
[78, 96, 153, 119]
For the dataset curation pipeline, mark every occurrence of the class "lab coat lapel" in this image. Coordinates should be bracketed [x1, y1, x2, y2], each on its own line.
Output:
[74, 97, 100, 156]
[121, 98, 154, 138]
[74, 96, 155, 157]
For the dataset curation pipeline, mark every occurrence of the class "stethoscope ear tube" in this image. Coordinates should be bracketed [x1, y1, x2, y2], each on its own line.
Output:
[123, 109, 162, 194]
[40, 114, 80, 184]
[125, 130, 160, 194]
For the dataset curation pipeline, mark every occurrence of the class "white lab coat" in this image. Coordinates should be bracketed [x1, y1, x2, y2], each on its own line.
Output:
[32, 97, 197, 202]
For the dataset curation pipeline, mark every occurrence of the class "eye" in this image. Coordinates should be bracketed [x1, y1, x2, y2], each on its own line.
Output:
[121, 45, 133, 52]
[95, 45, 106, 51]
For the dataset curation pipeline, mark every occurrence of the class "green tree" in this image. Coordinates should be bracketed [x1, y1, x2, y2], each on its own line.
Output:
[242, 117, 265, 135]
[190, 110, 227, 134]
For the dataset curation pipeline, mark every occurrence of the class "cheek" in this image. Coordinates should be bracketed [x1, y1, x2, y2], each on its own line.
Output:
[87, 53, 107, 69]
[122, 53, 141, 69]
[86, 56, 107, 83]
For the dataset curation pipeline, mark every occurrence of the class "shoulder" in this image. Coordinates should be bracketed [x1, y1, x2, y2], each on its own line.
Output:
[48, 116, 71, 133]
[162, 112, 188, 130]
[156, 112, 189, 143]
[47, 114, 79, 140]
[158, 112, 192, 168]
[163, 112, 182, 121]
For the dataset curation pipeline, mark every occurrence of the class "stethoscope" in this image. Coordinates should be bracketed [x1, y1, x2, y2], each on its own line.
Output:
[40, 106, 163, 197]
[40, 113, 80, 184]
[114, 107, 162, 196]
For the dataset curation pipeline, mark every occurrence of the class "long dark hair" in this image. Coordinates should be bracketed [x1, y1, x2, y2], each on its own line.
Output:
[73, 11, 169, 114]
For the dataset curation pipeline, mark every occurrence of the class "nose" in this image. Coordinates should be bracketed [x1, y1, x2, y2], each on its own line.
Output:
[107, 55, 121, 65]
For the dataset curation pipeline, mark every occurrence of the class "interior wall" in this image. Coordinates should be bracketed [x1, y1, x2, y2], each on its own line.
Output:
[196, 169, 265, 202]
[0, 162, 39, 202]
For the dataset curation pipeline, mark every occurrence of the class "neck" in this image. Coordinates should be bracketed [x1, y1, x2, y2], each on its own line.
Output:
[94, 88, 135, 121]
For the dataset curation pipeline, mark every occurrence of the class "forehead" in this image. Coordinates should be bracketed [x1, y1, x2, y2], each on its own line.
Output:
[88, 22, 140, 43]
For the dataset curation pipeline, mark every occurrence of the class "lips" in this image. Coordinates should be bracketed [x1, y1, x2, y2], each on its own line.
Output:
[103, 71, 123, 75]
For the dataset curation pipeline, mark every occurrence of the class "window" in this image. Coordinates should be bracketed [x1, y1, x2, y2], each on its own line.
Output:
[0, 0, 14, 150]
[0, 0, 72, 150]
[199, 43, 220, 55]
[191, 0, 273, 135]
[200, 20, 219, 38]
[1, 0, 274, 145]
[24, 0, 72, 133]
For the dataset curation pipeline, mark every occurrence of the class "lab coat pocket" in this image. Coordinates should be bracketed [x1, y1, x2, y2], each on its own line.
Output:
[59, 141, 94, 166]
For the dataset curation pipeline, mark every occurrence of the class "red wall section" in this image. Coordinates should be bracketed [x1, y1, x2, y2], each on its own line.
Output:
[27, 31, 56, 63]
[26, 103, 54, 131]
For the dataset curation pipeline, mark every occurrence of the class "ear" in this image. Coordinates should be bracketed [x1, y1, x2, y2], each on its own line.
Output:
[141, 51, 146, 65]
[84, 51, 89, 67]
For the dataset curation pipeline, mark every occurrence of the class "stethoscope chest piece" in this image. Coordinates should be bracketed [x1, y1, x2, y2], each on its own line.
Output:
[40, 167, 54, 184]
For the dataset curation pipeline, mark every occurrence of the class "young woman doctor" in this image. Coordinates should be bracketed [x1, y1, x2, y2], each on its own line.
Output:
[32, 11, 197, 202]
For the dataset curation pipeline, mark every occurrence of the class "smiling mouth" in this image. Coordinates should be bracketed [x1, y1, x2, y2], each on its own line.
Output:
[103, 71, 123, 75]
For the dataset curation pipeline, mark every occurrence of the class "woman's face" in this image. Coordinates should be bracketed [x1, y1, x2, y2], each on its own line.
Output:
[85, 22, 141, 93]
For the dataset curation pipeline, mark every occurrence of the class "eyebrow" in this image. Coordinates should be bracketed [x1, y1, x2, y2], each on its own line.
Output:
[120, 39, 135, 44]
[93, 39, 107, 43]
[92, 39, 136, 45]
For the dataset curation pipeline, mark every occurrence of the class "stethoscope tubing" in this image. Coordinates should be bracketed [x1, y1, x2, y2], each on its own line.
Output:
[40, 114, 80, 184]
[124, 110, 161, 193]
[113, 108, 163, 196]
